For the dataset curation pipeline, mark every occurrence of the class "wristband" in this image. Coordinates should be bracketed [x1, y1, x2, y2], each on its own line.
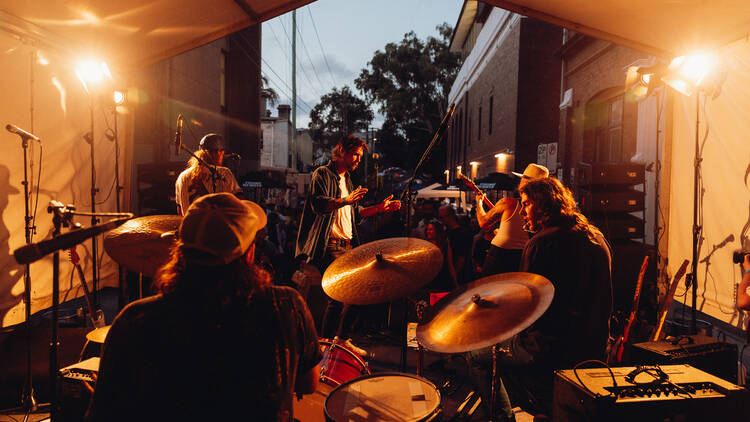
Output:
[744, 269, 750, 274]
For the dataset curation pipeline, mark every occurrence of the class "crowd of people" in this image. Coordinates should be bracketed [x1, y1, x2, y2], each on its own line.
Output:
[88, 133, 617, 421]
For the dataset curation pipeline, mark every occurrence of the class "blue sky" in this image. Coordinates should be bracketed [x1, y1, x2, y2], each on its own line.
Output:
[261, 0, 463, 129]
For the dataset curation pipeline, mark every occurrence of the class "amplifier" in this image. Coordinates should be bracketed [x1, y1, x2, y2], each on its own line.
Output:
[580, 188, 645, 213]
[591, 214, 644, 240]
[631, 335, 738, 383]
[553, 364, 748, 422]
[59, 357, 100, 421]
[578, 162, 646, 186]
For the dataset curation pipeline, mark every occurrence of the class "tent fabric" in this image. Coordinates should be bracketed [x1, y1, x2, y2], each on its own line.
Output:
[484, 0, 750, 58]
[1, 0, 315, 70]
[666, 37, 750, 326]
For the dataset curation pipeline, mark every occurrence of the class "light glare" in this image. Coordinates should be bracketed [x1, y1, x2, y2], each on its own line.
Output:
[113, 90, 125, 105]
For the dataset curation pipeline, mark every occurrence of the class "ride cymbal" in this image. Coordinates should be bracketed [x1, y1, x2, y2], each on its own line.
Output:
[416, 272, 554, 353]
[322, 237, 443, 305]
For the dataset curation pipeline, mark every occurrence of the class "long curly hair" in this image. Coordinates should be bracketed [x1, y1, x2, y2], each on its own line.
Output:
[154, 241, 272, 314]
[183, 149, 218, 188]
[519, 177, 603, 244]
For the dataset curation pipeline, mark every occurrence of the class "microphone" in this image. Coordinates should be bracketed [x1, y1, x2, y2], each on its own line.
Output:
[14, 215, 132, 265]
[174, 114, 183, 156]
[225, 153, 242, 160]
[6, 124, 40, 142]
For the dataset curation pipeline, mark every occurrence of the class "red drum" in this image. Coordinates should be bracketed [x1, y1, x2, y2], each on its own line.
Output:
[324, 372, 442, 421]
[319, 339, 370, 387]
[294, 340, 370, 422]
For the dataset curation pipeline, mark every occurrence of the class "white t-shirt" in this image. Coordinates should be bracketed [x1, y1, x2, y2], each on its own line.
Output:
[329, 175, 353, 240]
[175, 165, 241, 215]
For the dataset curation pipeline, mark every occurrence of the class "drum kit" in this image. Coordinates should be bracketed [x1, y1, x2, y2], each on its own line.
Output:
[99, 218, 555, 421]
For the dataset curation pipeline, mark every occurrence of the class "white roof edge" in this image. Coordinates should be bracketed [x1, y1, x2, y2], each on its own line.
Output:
[448, 8, 519, 104]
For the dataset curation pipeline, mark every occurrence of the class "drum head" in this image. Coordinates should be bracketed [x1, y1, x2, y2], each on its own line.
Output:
[324, 372, 440, 422]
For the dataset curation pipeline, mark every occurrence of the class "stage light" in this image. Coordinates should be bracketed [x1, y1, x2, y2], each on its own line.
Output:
[661, 52, 720, 97]
[444, 169, 449, 184]
[456, 165, 462, 176]
[113, 90, 126, 105]
[75, 60, 112, 93]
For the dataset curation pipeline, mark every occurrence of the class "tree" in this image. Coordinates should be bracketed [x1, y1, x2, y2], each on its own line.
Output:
[355, 23, 462, 178]
[308, 86, 373, 146]
[261, 75, 279, 108]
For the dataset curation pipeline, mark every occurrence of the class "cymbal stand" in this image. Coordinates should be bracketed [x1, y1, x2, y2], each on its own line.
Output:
[490, 344, 500, 422]
[398, 103, 456, 372]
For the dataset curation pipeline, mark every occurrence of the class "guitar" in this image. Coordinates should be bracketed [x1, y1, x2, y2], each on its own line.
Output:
[651, 259, 690, 341]
[69, 246, 105, 328]
[457, 173, 494, 209]
[613, 255, 649, 363]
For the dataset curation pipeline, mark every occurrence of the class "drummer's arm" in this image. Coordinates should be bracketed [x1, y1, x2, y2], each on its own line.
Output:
[295, 363, 320, 395]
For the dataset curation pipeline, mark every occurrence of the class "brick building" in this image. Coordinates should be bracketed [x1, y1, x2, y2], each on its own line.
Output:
[447, 3, 561, 182]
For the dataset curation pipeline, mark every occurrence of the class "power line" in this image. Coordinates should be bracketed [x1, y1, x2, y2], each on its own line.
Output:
[277, 14, 327, 95]
[295, 18, 329, 93]
[307, 6, 338, 88]
[234, 32, 315, 114]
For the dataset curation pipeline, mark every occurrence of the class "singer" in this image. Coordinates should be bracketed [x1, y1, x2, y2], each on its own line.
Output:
[175, 133, 241, 215]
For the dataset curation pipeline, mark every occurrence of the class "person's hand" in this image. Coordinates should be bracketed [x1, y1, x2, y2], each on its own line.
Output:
[476, 193, 486, 204]
[345, 186, 368, 205]
[378, 195, 401, 213]
[743, 254, 750, 272]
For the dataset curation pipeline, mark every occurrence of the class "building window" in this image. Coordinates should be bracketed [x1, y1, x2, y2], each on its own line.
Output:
[220, 49, 227, 111]
[488, 96, 493, 135]
[478, 106, 482, 141]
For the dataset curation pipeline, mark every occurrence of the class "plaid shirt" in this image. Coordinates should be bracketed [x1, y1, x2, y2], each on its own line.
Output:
[296, 161, 361, 264]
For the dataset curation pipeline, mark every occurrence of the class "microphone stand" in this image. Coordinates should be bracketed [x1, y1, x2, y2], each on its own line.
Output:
[397, 103, 456, 372]
[19, 133, 38, 420]
[14, 204, 132, 420]
[179, 144, 225, 193]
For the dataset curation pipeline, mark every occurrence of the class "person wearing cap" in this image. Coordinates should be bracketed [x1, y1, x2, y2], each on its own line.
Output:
[296, 134, 400, 356]
[87, 193, 321, 421]
[175, 133, 241, 215]
[475, 163, 549, 277]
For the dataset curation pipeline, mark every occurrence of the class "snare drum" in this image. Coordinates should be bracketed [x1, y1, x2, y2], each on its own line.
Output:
[324, 372, 441, 422]
[319, 339, 370, 386]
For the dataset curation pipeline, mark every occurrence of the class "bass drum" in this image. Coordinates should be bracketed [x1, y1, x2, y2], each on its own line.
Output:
[324, 372, 441, 422]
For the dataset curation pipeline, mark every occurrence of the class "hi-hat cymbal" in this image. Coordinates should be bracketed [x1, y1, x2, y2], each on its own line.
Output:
[103, 215, 181, 277]
[86, 325, 111, 343]
[322, 237, 443, 305]
[416, 272, 554, 354]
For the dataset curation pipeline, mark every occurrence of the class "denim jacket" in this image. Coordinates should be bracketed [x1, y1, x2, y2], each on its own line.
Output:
[295, 161, 361, 264]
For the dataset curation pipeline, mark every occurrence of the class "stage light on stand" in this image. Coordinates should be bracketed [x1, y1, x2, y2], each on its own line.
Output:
[456, 165, 462, 177]
[75, 60, 112, 93]
[113, 90, 126, 105]
[444, 169, 450, 184]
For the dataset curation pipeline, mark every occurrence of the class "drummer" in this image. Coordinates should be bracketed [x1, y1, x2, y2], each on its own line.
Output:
[88, 193, 322, 421]
[469, 177, 612, 420]
[296, 134, 401, 356]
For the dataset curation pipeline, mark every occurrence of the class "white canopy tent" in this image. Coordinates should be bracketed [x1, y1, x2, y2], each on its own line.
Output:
[2, 0, 750, 326]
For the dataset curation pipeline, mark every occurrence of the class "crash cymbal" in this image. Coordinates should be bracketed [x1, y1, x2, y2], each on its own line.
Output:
[103, 215, 181, 277]
[416, 272, 554, 353]
[86, 325, 111, 343]
[322, 237, 443, 305]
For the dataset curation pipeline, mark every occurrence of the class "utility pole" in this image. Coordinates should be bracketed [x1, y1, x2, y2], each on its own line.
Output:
[291, 9, 297, 170]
